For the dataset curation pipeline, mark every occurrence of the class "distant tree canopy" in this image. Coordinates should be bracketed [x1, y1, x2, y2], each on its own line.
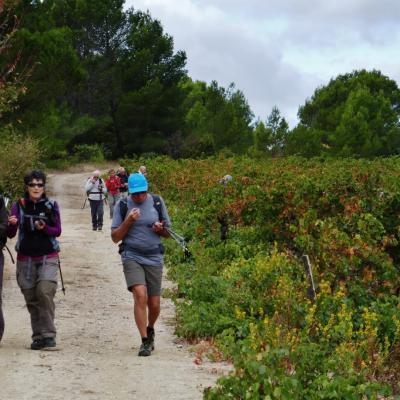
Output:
[286, 70, 400, 157]
[178, 79, 253, 157]
[2, 1, 400, 160]
[253, 106, 289, 156]
[10, 0, 189, 157]
[2, 0, 255, 159]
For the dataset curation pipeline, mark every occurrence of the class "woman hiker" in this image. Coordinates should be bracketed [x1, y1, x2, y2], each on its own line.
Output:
[105, 168, 121, 219]
[7, 170, 62, 350]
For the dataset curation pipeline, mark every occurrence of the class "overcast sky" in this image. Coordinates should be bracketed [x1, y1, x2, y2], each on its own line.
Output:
[125, 0, 400, 127]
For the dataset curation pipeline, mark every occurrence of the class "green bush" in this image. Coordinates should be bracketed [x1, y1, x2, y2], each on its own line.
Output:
[122, 156, 400, 397]
[0, 131, 41, 197]
[71, 143, 105, 163]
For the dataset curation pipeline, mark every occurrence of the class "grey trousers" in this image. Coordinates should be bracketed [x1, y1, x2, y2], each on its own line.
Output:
[16, 257, 58, 340]
[0, 252, 4, 342]
[108, 194, 120, 218]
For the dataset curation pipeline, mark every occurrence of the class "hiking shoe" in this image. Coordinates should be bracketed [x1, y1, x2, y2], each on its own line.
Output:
[97, 226, 102, 231]
[92, 227, 97, 231]
[147, 327, 155, 351]
[138, 339, 152, 357]
[43, 337, 56, 349]
[31, 338, 45, 350]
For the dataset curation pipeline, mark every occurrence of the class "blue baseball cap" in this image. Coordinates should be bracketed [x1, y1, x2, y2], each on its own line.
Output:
[128, 173, 148, 194]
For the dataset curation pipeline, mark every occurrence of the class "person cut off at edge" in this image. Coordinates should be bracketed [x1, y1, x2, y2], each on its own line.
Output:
[111, 173, 171, 356]
[0, 193, 7, 343]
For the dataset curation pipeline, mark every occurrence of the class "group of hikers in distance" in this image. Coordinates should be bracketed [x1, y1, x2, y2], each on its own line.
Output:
[85, 165, 147, 230]
[0, 163, 172, 357]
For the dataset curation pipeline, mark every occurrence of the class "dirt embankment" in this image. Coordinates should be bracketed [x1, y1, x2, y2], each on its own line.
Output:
[0, 170, 227, 400]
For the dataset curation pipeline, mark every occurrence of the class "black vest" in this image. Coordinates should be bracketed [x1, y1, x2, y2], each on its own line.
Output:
[19, 198, 56, 257]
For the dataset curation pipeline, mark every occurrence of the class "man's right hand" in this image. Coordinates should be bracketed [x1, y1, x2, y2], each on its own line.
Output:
[111, 208, 140, 243]
[128, 208, 140, 222]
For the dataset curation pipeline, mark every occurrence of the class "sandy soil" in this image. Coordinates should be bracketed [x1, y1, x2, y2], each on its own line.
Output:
[0, 169, 227, 400]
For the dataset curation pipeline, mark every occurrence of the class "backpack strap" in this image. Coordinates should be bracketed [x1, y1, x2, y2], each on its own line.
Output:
[151, 194, 163, 222]
[119, 198, 128, 221]
[119, 194, 163, 222]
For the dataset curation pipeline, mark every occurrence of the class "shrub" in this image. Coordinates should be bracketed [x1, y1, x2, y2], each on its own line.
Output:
[0, 131, 41, 197]
[71, 143, 105, 163]
[122, 156, 400, 397]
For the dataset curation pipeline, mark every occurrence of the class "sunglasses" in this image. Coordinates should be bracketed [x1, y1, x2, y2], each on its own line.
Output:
[28, 183, 45, 188]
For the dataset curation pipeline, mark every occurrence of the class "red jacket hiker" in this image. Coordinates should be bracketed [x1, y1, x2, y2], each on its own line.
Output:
[106, 175, 121, 196]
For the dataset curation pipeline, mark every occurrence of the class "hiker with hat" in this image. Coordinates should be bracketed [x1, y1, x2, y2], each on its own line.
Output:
[0, 193, 8, 342]
[111, 173, 171, 357]
[105, 169, 121, 219]
[7, 170, 62, 350]
[85, 170, 107, 231]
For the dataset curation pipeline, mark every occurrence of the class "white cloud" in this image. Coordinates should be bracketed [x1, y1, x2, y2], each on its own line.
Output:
[126, 0, 400, 126]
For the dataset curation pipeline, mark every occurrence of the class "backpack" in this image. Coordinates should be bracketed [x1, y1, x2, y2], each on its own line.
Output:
[119, 194, 163, 222]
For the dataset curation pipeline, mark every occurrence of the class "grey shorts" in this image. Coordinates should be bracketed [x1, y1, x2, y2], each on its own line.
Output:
[16, 256, 59, 290]
[122, 260, 163, 296]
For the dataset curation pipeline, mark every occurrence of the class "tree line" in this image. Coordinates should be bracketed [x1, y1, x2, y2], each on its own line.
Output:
[1, 0, 400, 161]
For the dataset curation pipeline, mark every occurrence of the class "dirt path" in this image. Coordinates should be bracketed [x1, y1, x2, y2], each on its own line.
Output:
[0, 170, 225, 400]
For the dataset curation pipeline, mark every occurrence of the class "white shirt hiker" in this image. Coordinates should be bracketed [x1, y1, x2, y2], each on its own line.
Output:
[85, 177, 107, 201]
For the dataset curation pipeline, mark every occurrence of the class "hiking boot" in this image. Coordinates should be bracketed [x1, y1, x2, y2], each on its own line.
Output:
[31, 338, 45, 350]
[147, 326, 155, 351]
[92, 227, 97, 231]
[43, 337, 56, 349]
[97, 226, 102, 231]
[138, 338, 152, 357]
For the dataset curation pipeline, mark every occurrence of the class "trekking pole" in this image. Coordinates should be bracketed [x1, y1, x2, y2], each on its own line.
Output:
[164, 227, 192, 258]
[58, 258, 66, 295]
[81, 197, 87, 209]
[302, 254, 316, 302]
[4, 245, 14, 264]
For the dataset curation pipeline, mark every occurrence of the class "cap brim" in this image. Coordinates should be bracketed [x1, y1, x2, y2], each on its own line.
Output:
[129, 185, 148, 194]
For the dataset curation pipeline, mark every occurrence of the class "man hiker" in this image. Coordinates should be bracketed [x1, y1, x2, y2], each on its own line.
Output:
[0, 193, 8, 342]
[85, 170, 107, 231]
[7, 170, 62, 350]
[105, 169, 121, 219]
[117, 167, 129, 198]
[111, 173, 171, 356]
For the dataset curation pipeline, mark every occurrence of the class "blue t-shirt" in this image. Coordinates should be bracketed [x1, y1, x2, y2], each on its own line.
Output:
[111, 194, 171, 266]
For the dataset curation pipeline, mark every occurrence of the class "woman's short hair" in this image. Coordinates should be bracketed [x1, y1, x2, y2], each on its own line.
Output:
[24, 170, 46, 186]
